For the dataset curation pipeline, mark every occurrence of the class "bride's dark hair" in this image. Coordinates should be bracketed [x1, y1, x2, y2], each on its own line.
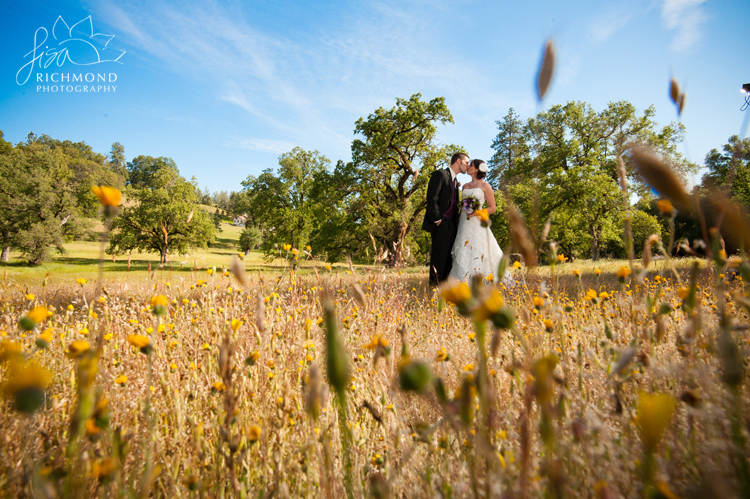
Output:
[471, 159, 487, 180]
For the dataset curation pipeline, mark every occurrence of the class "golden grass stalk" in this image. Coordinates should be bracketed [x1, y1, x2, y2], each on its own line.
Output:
[537, 40, 556, 100]
[507, 204, 536, 268]
[629, 146, 691, 212]
[707, 193, 750, 252]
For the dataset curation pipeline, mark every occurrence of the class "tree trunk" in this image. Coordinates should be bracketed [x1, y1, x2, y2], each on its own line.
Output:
[160, 250, 167, 267]
[589, 226, 600, 261]
[389, 221, 409, 267]
[1, 246, 9, 262]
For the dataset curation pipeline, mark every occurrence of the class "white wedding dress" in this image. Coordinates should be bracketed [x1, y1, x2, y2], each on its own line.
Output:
[449, 187, 508, 285]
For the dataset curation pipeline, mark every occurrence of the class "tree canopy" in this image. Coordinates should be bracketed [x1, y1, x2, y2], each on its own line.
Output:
[126, 155, 179, 189]
[107, 159, 215, 265]
[490, 101, 695, 260]
[703, 135, 750, 208]
[0, 97, 712, 267]
[0, 132, 122, 263]
[336, 94, 462, 265]
[241, 147, 330, 257]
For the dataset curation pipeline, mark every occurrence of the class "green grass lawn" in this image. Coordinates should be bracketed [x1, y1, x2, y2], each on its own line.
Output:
[2, 221, 286, 285]
[2, 219, 419, 286]
[2, 209, 704, 288]
[4, 225, 702, 295]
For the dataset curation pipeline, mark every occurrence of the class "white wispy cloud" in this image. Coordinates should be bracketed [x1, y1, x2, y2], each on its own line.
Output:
[224, 136, 298, 154]
[87, 0, 513, 160]
[588, 9, 635, 43]
[661, 0, 707, 51]
[128, 106, 202, 127]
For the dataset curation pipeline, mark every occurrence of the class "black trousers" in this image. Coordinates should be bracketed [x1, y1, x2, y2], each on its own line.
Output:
[429, 217, 457, 286]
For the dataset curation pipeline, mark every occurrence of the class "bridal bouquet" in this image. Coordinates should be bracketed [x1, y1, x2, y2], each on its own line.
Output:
[460, 194, 481, 215]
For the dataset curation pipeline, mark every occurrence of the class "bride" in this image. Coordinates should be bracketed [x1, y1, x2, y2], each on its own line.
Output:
[449, 159, 507, 284]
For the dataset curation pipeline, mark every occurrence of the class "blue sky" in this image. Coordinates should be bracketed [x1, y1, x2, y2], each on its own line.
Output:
[1, 0, 748, 193]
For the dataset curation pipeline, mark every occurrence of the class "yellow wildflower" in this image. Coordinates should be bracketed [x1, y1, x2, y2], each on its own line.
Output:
[0, 340, 23, 363]
[435, 347, 449, 362]
[616, 266, 631, 279]
[248, 424, 261, 442]
[1, 361, 53, 413]
[637, 391, 676, 452]
[92, 457, 116, 480]
[246, 351, 260, 366]
[584, 289, 598, 301]
[150, 295, 168, 306]
[212, 381, 226, 392]
[656, 199, 674, 214]
[474, 289, 503, 321]
[439, 279, 471, 305]
[513, 261, 522, 269]
[475, 209, 490, 223]
[115, 375, 127, 385]
[91, 185, 122, 207]
[85, 418, 101, 435]
[27, 306, 49, 325]
[363, 335, 389, 350]
[127, 334, 150, 349]
[67, 340, 90, 358]
[38, 329, 54, 347]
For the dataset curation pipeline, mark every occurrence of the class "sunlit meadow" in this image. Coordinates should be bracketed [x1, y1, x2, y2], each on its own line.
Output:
[2, 238, 748, 498]
[4, 140, 750, 498]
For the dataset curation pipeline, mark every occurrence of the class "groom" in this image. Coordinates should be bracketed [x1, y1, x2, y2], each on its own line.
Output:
[422, 152, 469, 286]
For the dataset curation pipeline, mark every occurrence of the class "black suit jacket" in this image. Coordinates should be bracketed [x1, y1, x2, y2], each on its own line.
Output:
[422, 168, 457, 233]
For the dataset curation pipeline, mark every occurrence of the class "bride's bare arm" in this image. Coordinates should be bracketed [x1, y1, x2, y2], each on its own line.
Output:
[483, 183, 497, 215]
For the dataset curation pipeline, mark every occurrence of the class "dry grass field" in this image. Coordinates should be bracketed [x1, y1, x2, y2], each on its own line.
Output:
[2, 244, 748, 498]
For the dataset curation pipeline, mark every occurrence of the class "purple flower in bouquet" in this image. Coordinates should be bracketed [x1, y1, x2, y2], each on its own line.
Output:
[460, 194, 481, 215]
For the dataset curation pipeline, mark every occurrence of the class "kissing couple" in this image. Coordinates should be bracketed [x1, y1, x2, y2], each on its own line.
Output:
[422, 152, 508, 287]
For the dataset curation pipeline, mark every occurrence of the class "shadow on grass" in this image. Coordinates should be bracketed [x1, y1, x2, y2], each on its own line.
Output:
[46, 256, 301, 274]
[209, 234, 238, 250]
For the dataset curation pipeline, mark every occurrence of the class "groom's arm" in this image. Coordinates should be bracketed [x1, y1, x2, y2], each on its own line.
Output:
[425, 170, 444, 225]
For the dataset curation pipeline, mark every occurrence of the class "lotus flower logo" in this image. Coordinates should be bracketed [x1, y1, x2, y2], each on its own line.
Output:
[16, 15, 125, 85]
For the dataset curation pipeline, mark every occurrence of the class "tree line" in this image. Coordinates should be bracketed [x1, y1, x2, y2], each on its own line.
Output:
[2, 94, 747, 265]
[228, 97, 750, 263]
[0, 134, 214, 265]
